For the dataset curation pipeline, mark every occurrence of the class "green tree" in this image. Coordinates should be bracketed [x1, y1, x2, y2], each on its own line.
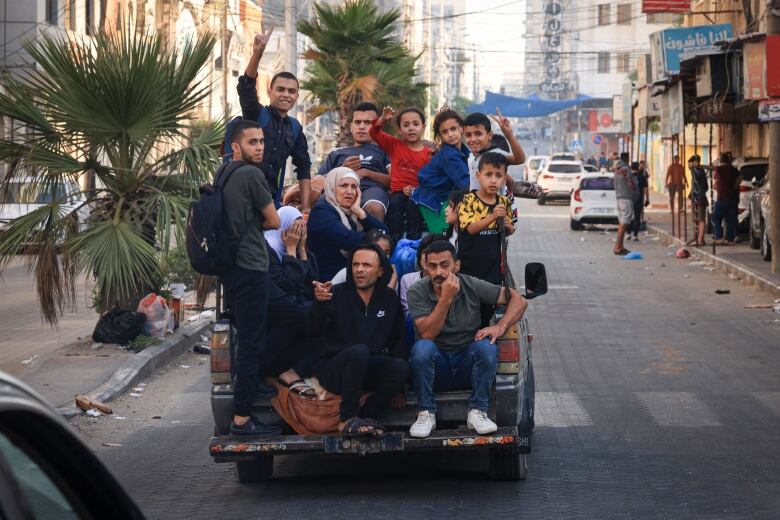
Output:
[299, 0, 427, 146]
[0, 29, 222, 325]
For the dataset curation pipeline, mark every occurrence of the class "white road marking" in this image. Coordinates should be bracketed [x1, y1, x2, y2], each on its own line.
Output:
[752, 392, 780, 416]
[535, 392, 593, 427]
[636, 392, 721, 427]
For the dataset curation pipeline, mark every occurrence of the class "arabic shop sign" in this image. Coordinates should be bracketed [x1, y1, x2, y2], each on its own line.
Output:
[650, 24, 733, 77]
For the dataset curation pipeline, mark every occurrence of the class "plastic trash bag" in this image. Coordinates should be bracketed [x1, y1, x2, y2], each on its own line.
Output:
[390, 239, 420, 279]
[92, 308, 146, 344]
[136, 293, 172, 338]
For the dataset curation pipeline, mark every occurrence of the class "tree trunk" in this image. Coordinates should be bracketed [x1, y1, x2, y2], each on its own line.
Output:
[336, 93, 353, 148]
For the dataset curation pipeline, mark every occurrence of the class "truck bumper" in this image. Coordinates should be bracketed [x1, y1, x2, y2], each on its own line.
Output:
[209, 427, 529, 460]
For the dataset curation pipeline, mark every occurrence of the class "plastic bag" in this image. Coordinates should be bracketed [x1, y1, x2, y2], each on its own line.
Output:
[92, 308, 146, 344]
[390, 238, 420, 279]
[136, 293, 172, 338]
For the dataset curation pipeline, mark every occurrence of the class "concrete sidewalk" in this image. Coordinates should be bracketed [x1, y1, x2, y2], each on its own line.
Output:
[644, 190, 780, 296]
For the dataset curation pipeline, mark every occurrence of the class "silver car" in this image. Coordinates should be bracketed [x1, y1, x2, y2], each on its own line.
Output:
[748, 176, 772, 261]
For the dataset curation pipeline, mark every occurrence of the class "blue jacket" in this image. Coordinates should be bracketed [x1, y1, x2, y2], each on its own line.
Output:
[411, 142, 470, 211]
[307, 198, 388, 281]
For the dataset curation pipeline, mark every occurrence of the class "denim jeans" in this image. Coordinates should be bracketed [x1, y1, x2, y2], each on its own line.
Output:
[712, 199, 737, 242]
[410, 338, 498, 413]
[221, 266, 268, 417]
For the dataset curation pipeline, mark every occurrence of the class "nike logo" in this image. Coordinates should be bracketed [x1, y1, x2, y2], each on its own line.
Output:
[376, 310, 386, 318]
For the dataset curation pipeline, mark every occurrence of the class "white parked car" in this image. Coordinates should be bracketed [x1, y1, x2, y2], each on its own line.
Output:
[524, 155, 548, 182]
[569, 173, 619, 230]
[0, 177, 88, 228]
[536, 161, 585, 205]
[731, 157, 768, 229]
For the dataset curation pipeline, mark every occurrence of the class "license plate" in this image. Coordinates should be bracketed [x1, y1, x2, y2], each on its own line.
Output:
[592, 208, 614, 214]
[558, 177, 573, 182]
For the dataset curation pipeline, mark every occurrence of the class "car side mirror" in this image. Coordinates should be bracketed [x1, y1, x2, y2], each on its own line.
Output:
[524, 262, 547, 300]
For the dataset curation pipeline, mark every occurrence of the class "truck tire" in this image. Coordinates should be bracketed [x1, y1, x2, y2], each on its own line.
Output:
[570, 219, 584, 231]
[537, 195, 546, 205]
[236, 456, 274, 483]
[488, 446, 528, 481]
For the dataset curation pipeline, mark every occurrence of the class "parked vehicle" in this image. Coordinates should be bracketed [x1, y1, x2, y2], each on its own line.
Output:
[209, 263, 548, 483]
[550, 152, 577, 162]
[748, 176, 772, 261]
[524, 155, 548, 182]
[583, 164, 598, 173]
[536, 161, 586, 205]
[0, 177, 88, 228]
[0, 371, 145, 519]
[569, 173, 618, 230]
[732, 157, 768, 230]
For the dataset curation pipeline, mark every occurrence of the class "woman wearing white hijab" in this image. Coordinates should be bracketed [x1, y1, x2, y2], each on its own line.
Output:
[307, 167, 388, 280]
[264, 206, 319, 307]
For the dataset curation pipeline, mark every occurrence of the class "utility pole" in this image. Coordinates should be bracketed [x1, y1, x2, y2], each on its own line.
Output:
[284, 0, 297, 117]
[221, 0, 229, 121]
[769, 0, 780, 273]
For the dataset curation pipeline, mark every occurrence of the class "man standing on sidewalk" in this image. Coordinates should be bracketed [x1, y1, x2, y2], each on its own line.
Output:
[665, 155, 687, 214]
[629, 161, 650, 241]
[221, 120, 282, 436]
[712, 152, 741, 245]
[237, 28, 312, 210]
[613, 152, 636, 255]
[688, 155, 709, 247]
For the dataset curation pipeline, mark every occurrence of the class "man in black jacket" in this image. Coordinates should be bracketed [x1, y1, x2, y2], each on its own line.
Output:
[307, 243, 409, 436]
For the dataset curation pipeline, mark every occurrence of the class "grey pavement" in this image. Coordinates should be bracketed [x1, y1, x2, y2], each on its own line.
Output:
[0, 258, 97, 375]
[72, 198, 780, 519]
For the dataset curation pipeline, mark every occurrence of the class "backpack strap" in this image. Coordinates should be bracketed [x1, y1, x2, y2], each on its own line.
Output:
[213, 160, 246, 190]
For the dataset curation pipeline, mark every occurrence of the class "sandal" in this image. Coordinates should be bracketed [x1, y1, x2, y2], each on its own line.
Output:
[340, 417, 383, 438]
[613, 248, 630, 255]
[285, 379, 317, 399]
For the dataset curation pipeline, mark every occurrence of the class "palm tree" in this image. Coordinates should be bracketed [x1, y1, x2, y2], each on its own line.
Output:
[0, 29, 222, 325]
[299, 0, 427, 147]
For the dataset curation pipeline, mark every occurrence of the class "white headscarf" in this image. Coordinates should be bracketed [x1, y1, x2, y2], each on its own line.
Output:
[264, 206, 303, 260]
[324, 167, 362, 232]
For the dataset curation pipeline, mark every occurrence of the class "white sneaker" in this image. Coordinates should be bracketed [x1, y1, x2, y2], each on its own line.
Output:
[409, 410, 436, 438]
[467, 409, 497, 434]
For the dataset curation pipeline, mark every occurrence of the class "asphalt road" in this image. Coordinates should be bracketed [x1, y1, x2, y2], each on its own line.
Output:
[73, 199, 780, 519]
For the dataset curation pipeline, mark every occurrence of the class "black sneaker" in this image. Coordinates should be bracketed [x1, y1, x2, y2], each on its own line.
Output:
[230, 419, 281, 437]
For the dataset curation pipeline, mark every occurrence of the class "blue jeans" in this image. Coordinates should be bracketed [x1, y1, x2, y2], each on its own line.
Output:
[410, 338, 498, 413]
[712, 199, 738, 242]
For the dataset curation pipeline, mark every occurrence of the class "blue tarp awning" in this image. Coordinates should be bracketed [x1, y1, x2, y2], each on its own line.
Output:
[466, 91, 592, 118]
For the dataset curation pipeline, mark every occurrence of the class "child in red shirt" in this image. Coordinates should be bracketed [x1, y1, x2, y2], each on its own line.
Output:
[370, 106, 431, 242]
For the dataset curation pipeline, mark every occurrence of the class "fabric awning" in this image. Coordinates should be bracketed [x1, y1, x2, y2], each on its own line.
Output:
[467, 91, 593, 118]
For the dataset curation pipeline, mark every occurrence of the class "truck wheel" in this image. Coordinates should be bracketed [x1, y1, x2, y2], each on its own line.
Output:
[236, 455, 274, 483]
[537, 195, 546, 205]
[488, 446, 528, 481]
[570, 219, 584, 231]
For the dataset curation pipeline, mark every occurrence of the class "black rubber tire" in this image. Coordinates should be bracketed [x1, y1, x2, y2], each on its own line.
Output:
[236, 456, 274, 483]
[537, 195, 546, 206]
[488, 446, 528, 481]
[570, 219, 584, 231]
[761, 226, 772, 261]
[749, 218, 761, 249]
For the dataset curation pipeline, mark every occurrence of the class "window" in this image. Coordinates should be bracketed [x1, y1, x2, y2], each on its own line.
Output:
[581, 177, 615, 190]
[646, 12, 683, 24]
[597, 52, 611, 73]
[597, 4, 610, 25]
[46, 0, 59, 25]
[616, 53, 631, 73]
[617, 4, 632, 24]
[548, 164, 584, 173]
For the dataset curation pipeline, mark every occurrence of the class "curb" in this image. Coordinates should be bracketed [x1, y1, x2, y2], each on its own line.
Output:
[58, 318, 213, 419]
[647, 225, 780, 297]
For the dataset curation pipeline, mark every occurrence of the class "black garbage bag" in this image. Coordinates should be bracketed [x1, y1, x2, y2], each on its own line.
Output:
[92, 308, 147, 344]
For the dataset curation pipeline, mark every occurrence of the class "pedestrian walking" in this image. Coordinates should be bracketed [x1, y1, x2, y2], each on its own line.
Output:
[665, 155, 688, 215]
[630, 161, 649, 241]
[687, 155, 709, 247]
[612, 152, 636, 255]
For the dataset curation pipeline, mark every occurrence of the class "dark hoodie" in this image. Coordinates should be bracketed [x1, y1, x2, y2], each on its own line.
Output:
[306, 243, 407, 359]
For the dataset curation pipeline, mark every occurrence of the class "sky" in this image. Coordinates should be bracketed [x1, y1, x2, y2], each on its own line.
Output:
[465, 0, 528, 98]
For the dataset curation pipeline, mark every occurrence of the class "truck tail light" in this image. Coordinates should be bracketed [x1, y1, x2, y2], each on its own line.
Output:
[573, 189, 582, 202]
[210, 320, 231, 382]
[496, 324, 520, 374]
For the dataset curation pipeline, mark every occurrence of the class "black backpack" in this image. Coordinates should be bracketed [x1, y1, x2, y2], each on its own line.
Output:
[186, 161, 246, 276]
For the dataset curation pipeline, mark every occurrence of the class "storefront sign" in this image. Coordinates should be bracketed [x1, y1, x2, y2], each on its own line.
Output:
[621, 81, 633, 133]
[637, 87, 661, 119]
[642, 0, 690, 13]
[767, 36, 780, 97]
[758, 99, 780, 122]
[660, 82, 683, 136]
[743, 40, 767, 100]
[649, 24, 733, 77]
[588, 110, 621, 133]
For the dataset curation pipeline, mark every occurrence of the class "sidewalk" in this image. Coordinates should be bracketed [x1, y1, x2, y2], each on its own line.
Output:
[644, 190, 780, 296]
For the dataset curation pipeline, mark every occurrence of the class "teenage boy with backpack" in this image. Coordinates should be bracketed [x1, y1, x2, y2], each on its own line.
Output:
[219, 120, 282, 436]
[236, 28, 312, 210]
